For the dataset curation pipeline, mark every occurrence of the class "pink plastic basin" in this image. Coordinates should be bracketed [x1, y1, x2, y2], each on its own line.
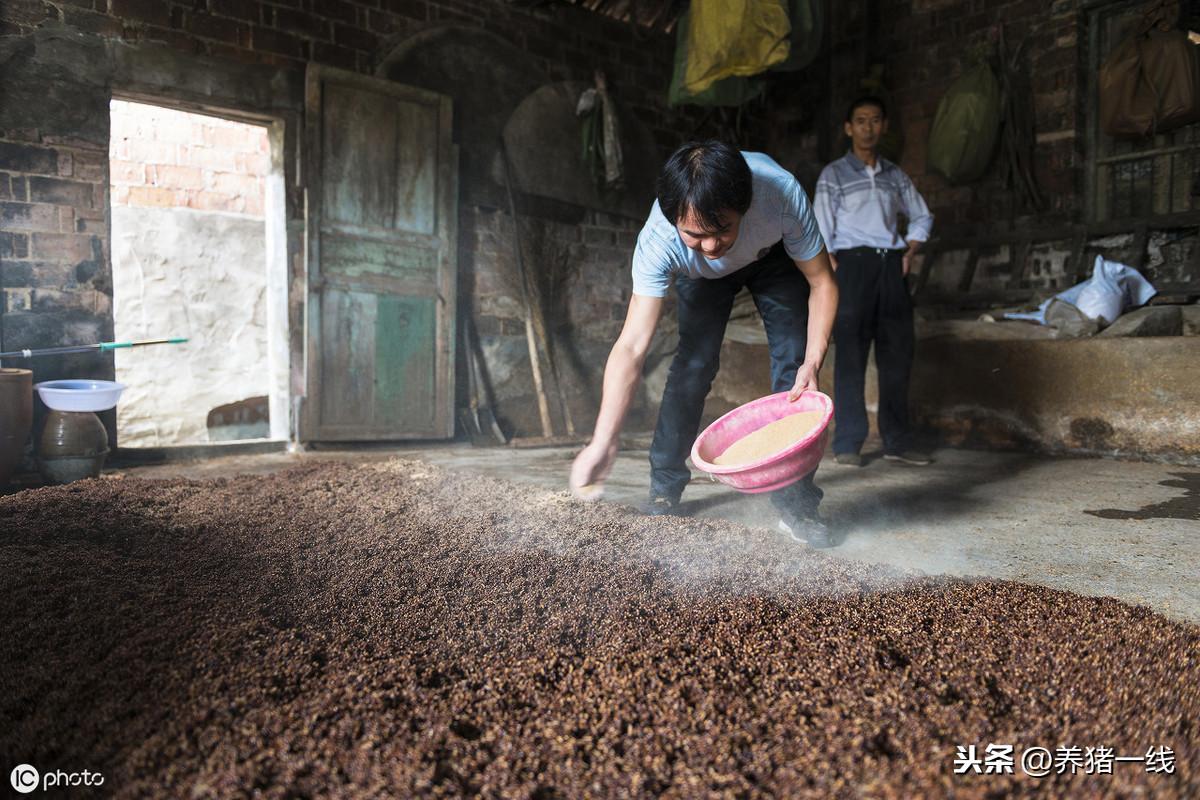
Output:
[690, 391, 833, 494]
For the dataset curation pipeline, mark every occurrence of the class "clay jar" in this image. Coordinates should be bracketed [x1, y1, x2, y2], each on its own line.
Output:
[0, 368, 33, 486]
[38, 410, 110, 484]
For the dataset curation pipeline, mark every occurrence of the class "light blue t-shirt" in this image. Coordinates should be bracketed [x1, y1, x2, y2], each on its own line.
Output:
[630, 151, 826, 298]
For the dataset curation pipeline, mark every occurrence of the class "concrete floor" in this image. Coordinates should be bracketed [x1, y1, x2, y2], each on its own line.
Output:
[105, 441, 1200, 625]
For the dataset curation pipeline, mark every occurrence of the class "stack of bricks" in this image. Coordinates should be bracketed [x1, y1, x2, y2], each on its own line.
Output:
[109, 100, 268, 218]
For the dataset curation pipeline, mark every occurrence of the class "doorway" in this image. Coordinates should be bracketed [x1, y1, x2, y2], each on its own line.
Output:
[108, 99, 289, 447]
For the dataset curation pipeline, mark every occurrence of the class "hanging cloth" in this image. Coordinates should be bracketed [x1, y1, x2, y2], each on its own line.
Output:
[576, 71, 624, 190]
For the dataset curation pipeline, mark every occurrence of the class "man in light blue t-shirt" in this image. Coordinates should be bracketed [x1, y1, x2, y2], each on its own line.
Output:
[568, 140, 840, 547]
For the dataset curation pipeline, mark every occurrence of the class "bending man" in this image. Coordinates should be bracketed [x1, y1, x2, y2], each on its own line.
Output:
[569, 141, 839, 546]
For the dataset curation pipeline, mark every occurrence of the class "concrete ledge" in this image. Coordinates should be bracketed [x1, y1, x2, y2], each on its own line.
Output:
[912, 337, 1199, 463]
[704, 335, 1197, 465]
[109, 439, 288, 466]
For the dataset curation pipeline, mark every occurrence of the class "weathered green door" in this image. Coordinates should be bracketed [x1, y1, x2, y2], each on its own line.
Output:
[303, 65, 457, 440]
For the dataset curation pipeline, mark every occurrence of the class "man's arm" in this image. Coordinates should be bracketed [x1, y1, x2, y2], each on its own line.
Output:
[899, 173, 934, 275]
[812, 172, 839, 270]
[569, 293, 664, 494]
[787, 249, 838, 401]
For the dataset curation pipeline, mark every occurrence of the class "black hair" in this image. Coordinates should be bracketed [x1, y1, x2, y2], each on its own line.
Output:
[656, 140, 752, 231]
[845, 95, 888, 122]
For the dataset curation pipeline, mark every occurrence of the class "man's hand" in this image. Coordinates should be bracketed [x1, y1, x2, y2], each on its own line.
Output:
[902, 240, 922, 276]
[570, 438, 619, 500]
[829, 252, 838, 272]
[787, 362, 820, 401]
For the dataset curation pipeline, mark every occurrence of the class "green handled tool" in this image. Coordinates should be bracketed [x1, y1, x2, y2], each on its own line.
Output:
[0, 337, 188, 360]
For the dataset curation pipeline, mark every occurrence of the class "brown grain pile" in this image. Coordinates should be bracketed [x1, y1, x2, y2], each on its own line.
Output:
[1, 459, 1196, 798]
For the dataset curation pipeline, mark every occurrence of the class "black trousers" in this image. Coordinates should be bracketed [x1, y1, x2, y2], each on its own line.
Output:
[648, 242, 823, 518]
[832, 247, 914, 455]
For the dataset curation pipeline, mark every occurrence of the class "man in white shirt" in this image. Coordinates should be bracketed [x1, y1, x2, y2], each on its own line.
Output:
[569, 141, 840, 546]
[814, 97, 934, 467]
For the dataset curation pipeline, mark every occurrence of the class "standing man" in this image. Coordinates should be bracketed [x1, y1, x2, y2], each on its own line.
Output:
[814, 96, 934, 467]
[569, 141, 839, 546]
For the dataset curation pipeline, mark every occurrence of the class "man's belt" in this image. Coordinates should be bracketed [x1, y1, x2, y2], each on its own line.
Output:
[837, 245, 907, 256]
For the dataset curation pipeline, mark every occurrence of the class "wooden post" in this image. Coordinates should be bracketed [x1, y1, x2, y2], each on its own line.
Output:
[500, 141, 554, 438]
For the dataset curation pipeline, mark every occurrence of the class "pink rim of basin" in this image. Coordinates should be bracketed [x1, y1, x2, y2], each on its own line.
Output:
[690, 390, 833, 494]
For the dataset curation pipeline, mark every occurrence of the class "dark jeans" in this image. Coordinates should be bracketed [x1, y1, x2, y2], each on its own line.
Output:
[648, 242, 823, 519]
[832, 247, 914, 455]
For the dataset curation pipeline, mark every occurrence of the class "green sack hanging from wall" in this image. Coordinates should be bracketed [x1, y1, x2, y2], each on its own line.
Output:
[927, 61, 1002, 184]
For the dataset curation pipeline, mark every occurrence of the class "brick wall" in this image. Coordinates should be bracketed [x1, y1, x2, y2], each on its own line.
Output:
[0, 139, 110, 318]
[0, 0, 712, 152]
[0, 0, 743, 437]
[110, 100, 269, 217]
[879, 0, 1084, 230]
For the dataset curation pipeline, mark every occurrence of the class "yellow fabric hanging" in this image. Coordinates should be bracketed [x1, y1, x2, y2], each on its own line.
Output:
[683, 0, 792, 94]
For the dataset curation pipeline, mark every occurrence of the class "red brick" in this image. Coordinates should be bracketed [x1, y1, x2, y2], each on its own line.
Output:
[201, 124, 259, 152]
[110, 0, 171, 27]
[123, 185, 179, 208]
[184, 189, 241, 213]
[150, 164, 204, 190]
[208, 171, 260, 197]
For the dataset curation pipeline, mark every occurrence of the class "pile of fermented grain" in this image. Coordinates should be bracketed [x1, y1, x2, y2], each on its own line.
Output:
[1, 461, 1196, 798]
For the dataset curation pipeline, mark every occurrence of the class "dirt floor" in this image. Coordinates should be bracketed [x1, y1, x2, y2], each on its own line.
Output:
[1, 459, 1197, 798]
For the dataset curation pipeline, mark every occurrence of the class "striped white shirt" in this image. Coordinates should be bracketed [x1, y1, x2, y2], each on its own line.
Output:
[813, 151, 933, 253]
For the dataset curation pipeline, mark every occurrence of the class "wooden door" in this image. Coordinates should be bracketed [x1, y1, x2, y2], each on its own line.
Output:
[303, 65, 457, 440]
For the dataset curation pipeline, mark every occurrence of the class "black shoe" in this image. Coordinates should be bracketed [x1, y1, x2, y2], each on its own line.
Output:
[834, 452, 863, 467]
[883, 450, 932, 466]
[777, 511, 836, 548]
[643, 495, 683, 517]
